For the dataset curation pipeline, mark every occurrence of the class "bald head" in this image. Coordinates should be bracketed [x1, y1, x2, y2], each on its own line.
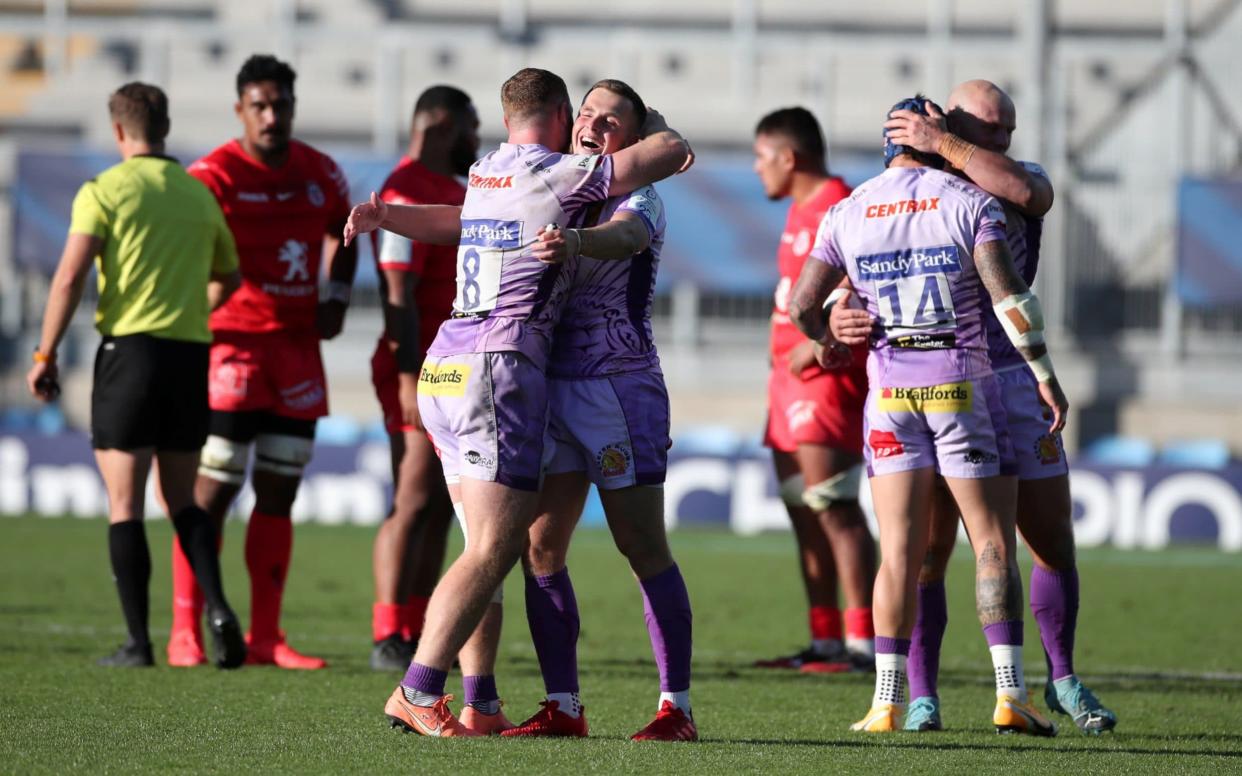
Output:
[946, 79, 1016, 153]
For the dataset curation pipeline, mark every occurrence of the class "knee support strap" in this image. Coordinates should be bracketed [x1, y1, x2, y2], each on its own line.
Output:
[198, 435, 249, 485]
[802, 464, 862, 512]
[253, 433, 314, 478]
[779, 474, 807, 508]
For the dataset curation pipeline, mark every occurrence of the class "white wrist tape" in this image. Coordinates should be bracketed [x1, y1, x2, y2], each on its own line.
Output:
[325, 280, 352, 305]
[1028, 352, 1056, 383]
[993, 291, 1045, 348]
[824, 287, 849, 311]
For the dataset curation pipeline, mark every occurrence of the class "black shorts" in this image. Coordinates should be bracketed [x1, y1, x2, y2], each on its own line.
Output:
[91, 334, 210, 451]
[207, 410, 317, 443]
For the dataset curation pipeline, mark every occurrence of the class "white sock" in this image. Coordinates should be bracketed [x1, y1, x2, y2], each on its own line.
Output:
[846, 637, 875, 659]
[659, 690, 691, 715]
[989, 644, 1027, 701]
[873, 653, 907, 706]
[811, 638, 842, 656]
[546, 692, 582, 719]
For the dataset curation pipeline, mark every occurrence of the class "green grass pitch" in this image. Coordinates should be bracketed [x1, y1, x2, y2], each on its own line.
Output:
[1, 515, 1240, 774]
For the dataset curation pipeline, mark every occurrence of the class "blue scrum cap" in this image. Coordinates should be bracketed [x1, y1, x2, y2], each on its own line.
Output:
[883, 95, 943, 167]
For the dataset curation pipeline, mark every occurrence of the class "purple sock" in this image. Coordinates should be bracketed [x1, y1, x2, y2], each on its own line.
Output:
[983, 620, 1024, 648]
[640, 564, 693, 692]
[401, 662, 446, 696]
[525, 568, 580, 694]
[463, 674, 498, 704]
[1030, 566, 1079, 680]
[907, 581, 948, 699]
[874, 636, 911, 656]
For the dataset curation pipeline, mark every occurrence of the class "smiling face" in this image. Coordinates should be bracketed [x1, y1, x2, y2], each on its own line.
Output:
[573, 87, 642, 155]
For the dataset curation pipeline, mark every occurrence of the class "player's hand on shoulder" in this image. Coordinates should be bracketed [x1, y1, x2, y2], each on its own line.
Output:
[828, 289, 873, 346]
[343, 191, 387, 246]
[316, 299, 347, 340]
[1036, 377, 1069, 434]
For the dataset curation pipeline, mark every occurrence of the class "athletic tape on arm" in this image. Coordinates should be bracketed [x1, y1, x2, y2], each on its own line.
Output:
[993, 291, 1056, 382]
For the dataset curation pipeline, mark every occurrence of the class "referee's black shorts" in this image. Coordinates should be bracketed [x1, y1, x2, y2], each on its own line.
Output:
[91, 333, 209, 452]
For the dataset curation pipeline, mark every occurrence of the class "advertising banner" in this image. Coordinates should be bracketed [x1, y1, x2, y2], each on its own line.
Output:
[2, 431, 1238, 551]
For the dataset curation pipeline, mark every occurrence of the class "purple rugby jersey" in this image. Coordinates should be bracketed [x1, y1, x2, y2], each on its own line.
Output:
[809, 166, 1008, 388]
[427, 143, 613, 370]
[548, 184, 666, 378]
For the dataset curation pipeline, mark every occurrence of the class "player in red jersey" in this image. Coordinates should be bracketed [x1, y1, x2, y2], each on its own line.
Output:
[368, 86, 479, 673]
[751, 108, 878, 671]
[167, 54, 357, 669]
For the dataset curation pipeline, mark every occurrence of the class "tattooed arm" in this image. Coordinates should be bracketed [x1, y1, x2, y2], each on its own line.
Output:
[789, 257, 846, 344]
[973, 238, 1069, 433]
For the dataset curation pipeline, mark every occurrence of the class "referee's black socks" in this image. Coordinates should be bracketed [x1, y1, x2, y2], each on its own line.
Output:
[171, 506, 230, 614]
[108, 521, 151, 649]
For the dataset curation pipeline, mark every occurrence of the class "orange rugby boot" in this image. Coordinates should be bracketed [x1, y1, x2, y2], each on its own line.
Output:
[384, 689, 480, 737]
[459, 703, 516, 735]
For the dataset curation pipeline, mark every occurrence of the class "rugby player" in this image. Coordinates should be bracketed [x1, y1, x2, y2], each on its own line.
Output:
[344, 67, 690, 737]
[167, 54, 357, 670]
[28, 83, 245, 668]
[827, 79, 1115, 733]
[368, 86, 478, 673]
[790, 95, 1067, 736]
[751, 107, 877, 672]
[498, 79, 695, 741]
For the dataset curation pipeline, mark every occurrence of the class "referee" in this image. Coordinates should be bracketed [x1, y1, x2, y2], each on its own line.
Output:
[26, 83, 247, 669]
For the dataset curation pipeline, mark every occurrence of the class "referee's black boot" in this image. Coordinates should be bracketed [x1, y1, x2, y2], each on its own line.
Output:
[97, 639, 155, 668]
[207, 606, 247, 670]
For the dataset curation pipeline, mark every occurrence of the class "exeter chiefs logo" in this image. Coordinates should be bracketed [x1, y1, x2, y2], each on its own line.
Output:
[596, 444, 632, 478]
[1035, 433, 1062, 465]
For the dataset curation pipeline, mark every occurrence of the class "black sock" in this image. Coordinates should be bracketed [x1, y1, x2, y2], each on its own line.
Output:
[108, 521, 151, 648]
[171, 506, 229, 613]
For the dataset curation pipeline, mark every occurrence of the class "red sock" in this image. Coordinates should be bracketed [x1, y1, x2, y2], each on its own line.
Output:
[402, 595, 430, 641]
[844, 607, 875, 640]
[373, 602, 402, 643]
[245, 511, 293, 643]
[809, 605, 843, 641]
[171, 535, 204, 635]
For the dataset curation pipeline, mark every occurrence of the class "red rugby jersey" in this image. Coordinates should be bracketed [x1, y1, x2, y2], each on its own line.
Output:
[190, 139, 351, 334]
[770, 176, 864, 373]
[370, 157, 465, 354]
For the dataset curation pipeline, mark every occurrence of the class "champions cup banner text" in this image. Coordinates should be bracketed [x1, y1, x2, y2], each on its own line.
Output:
[2, 431, 1239, 551]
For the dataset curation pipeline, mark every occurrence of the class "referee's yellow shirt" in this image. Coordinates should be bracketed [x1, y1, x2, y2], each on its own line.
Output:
[69, 154, 239, 344]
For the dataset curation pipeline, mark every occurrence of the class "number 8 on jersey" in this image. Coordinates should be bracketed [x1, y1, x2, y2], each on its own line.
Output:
[456, 219, 521, 314]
